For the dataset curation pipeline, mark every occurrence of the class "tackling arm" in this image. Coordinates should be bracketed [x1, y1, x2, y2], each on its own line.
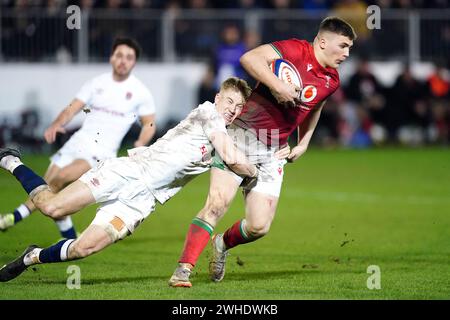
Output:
[44, 98, 86, 144]
[209, 131, 257, 178]
[287, 100, 327, 162]
[134, 114, 156, 147]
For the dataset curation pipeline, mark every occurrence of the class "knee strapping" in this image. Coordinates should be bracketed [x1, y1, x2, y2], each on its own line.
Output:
[94, 216, 130, 243]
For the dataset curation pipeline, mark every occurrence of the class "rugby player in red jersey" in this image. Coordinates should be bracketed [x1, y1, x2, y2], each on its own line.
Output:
[169, 16, 356, 287]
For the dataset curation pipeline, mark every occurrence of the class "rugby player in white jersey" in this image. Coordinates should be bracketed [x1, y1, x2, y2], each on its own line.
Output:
[0, 77, 288, 282]
[0, 37, 156, 239]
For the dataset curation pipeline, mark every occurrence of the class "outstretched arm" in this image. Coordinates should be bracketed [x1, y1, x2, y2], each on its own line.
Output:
[134, 114, 156, 147]
[44, 98, 85, 144]
[240, 44, 300, 106]
[209, 131, 257, 178]
[287, 100, 326, 162]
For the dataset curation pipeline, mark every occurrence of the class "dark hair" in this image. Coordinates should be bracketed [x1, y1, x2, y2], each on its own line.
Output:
[111, 37, 141, 60]
[319, 16, 357, 40]
[220, 77, 252, 102]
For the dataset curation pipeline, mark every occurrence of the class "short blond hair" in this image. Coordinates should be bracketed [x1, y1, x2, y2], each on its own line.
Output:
[220, 77, 252, 102]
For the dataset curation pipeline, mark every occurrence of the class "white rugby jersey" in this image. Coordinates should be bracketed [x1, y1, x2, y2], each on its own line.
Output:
[73, 72, 155, 152]
[128, 101, 226, 204]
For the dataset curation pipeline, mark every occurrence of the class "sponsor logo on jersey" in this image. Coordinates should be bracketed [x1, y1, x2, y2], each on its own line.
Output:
[301, 85, 318, 103]
[126, 92, 132, 100]
[90, 106, 125, 117]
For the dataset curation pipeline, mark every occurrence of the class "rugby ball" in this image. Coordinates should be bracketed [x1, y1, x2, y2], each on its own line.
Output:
[270, 59, 302, 89]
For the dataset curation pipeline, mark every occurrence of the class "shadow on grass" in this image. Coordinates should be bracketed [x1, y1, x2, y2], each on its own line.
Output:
[118, 235, 185, 245]
[0, 256, 20, 264]
[193, 269, 319, 284]
[28, 274, 169, 286]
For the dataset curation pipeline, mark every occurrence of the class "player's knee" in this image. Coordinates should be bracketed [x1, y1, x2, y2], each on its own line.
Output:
[246, 222, 270, 238]
[39, 201, 66, 219]
[39, 202, 58, 218]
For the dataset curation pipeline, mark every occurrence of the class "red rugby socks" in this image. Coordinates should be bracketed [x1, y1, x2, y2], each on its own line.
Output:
[178, 217, 214, 267]
[223, 219, 258, 249]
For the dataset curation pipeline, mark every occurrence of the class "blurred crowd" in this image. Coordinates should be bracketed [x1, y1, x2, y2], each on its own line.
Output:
[2, 0, 450, 61]
[1, 0, 449, 10]
[316, 60, 450, 147]
[2, 56, 448, 150]
[1, 0, 449, 148]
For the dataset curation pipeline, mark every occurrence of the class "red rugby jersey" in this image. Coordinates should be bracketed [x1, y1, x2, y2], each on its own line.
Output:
[234, 39, 340, 147]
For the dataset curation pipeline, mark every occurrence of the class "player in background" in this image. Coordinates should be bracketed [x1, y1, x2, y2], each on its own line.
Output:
[0, 77, 288, 282]
[169, 16, 356, 287]
[0, 37, 156, 239]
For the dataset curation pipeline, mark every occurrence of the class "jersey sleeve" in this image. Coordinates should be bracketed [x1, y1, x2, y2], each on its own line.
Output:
[201, 107, 227, 139]
[137, 90, 156, 116]
[270, 39, 305, 64]
[75, 78, 94, 105]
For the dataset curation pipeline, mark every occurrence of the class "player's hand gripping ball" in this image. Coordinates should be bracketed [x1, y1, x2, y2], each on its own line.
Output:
[270, 58, 302, 104]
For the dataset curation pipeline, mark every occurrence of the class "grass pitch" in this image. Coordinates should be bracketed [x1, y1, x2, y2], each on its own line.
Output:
[0, 148, 449, 299]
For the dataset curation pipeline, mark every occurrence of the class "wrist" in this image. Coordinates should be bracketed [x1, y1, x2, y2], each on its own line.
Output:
[270, 79, 284, 94]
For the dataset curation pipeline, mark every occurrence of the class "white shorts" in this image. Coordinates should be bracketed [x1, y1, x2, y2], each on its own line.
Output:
[213, 124, 287, 198]
[79, 157, 156, 235]
[50, 132, 116, 168]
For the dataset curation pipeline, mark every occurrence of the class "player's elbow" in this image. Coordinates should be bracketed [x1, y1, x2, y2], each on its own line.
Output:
[240, 52, 251, 68]
[148, 125, 156, 142]
[145, 121, 156, 133]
